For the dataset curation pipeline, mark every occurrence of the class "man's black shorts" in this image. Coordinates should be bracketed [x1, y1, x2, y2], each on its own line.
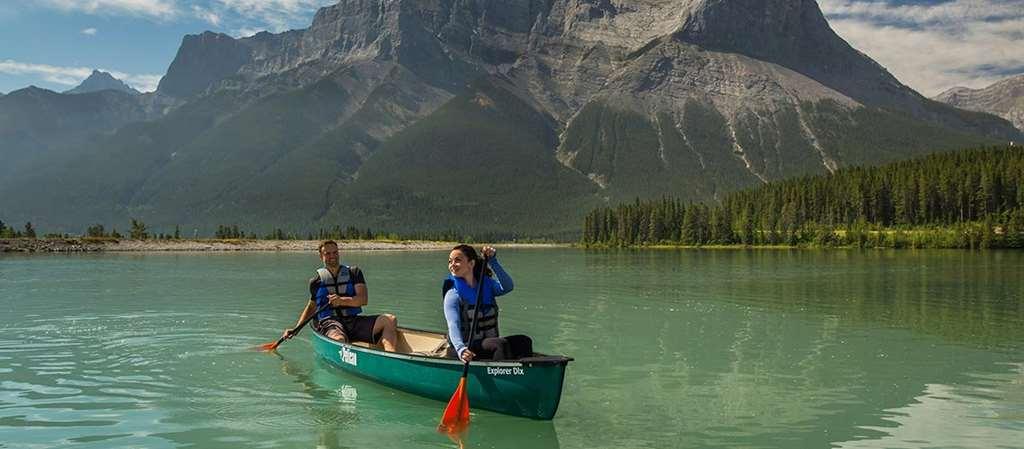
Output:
[315, 314, 381, 343]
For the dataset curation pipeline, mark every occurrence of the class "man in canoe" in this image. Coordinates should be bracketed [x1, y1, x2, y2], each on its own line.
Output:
[443, 244, 532, 361]
[280, 240, 398, 351]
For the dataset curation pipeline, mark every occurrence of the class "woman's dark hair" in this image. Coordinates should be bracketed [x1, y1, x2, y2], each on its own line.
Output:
[452, 244, 493, 279]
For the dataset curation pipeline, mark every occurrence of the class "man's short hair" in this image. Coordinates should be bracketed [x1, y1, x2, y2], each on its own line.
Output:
[319, 240, 338, 253]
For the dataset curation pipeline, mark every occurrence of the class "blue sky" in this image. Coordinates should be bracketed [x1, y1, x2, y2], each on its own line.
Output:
[1, 0, 1022, 96]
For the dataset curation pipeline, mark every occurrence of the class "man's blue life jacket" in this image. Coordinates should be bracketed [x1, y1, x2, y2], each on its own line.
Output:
[315, 266, 360, 320]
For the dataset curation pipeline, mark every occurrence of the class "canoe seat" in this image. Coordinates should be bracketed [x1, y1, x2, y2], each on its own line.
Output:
[398, 328, 449, 356]
[411, 340, 449, 357]
[350, 327, 449, 357]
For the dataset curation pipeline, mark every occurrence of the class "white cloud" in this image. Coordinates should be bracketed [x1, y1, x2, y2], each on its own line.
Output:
[234, 27, 264, 38]
[0, 59, 161, 93]
[0, 60, 93, 86]
[212, 0, 336, 32]
[34, 0, 335, 34]
[120, 73, 162, 92]
[821, 0, 1023, 27]
[38, 0, 179, 20]
[81, 27, 98, 35]
[192, 5, 220, 26]
[820, 0, 1024, 96]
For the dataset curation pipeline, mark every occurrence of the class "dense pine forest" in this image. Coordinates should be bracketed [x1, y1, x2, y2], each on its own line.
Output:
[582, 146, 1024, 249]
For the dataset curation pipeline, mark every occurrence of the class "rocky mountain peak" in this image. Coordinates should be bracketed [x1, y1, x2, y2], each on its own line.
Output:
[153, 0, 874, 101]
[674, 0, 907, 108]
[934, 74, 1024, 132]
[156, 31, 252, 98]
[65, 70, 140, 95]
[935, 86, 973, 102]
[9, 85, 57, 99]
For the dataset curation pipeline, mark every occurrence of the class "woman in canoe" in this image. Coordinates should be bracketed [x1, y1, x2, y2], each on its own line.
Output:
[443, 244, 533, 361]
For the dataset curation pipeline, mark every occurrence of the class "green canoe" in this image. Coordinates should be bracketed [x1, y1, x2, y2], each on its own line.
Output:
[311, 327, 573, 420]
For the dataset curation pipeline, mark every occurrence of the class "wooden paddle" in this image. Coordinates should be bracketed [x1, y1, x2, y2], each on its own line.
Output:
[438, 255, 490, 434]
[255, 303, 328, 352]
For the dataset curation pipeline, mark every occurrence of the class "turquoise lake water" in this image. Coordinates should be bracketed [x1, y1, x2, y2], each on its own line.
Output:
[1, 249, 1022, 448]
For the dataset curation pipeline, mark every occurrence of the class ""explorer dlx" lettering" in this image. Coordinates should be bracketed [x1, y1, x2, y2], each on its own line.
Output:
[487, 366, 525, 376]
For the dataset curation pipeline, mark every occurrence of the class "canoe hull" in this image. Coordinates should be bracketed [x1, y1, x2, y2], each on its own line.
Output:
[311, 330, 571, 420]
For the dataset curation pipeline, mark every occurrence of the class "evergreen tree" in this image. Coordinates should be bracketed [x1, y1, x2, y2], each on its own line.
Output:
[86, 224, 106, 238]
[130, 219, 148, 240]
[647, 208, 663, 244]
[740, 205, 756, 245]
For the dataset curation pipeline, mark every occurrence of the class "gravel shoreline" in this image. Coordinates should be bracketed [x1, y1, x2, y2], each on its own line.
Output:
[0, 238, 565, 253]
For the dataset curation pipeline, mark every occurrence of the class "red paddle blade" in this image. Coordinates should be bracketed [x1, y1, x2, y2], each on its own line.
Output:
[254, 341, 280, 352]
[438, 377, 471, 434]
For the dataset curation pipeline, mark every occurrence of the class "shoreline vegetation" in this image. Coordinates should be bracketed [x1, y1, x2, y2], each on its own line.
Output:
[0, 222, 565, 253]
[583, 146, 1024, 249]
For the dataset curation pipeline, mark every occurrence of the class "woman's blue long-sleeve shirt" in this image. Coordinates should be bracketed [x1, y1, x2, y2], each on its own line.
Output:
[444, 258, 514, 357]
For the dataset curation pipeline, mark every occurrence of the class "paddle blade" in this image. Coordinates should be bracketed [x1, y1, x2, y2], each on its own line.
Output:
[438, 377, 471, 434]
[253, 340, 281, 352]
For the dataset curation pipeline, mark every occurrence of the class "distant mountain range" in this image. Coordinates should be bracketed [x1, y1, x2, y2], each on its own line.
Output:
[1, 0, 1020, 238]
[0, 86, 173, 182]
[934, 75, 1024, 134]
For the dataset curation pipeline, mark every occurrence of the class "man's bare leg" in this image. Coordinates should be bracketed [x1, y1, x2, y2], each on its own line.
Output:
[326, 328, 347, 342]
[373, 314, 398, 352]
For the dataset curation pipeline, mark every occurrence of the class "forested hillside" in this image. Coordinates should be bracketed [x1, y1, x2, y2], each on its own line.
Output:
[582, 146, 1024, 248]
